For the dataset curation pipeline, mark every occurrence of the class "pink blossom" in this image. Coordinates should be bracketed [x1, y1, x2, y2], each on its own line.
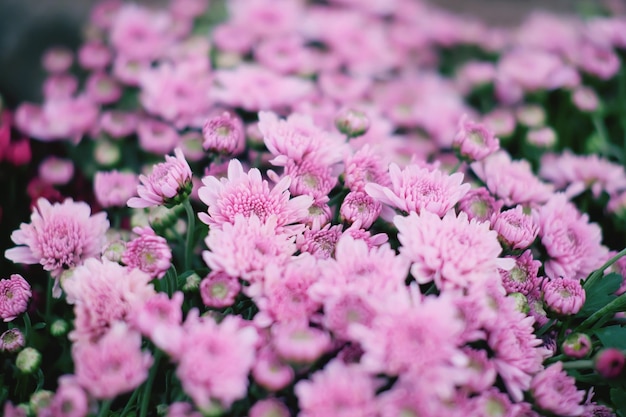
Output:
[175, 315, 258, 409]
[272, 323, 331, 364]
[453, 114, 500, 162]
[395, 210, 512, 290]
[62, 258, 155, 343]
[296, 223, 342, 259]
[0, 274, 31, 322]
[249, 399, 290, 417]
[199, 271, 241, 309]
[483, 108, 517, 138]
[73, 322, 153, 399]
[94, 170, 140, 208]
[572, 86, 599, 112]
[366, 163, 470, 217]
[227, 0, 302, 39]
[77, 41, 112, 70]
[134, 291, 184, 346]
[43, 74, 78, 99]
[562, 333, 592, 359]
[45, 376, 89, 417]
[457, 187, 503, 223]
[41, 46, 73, 73]
[203, 214, 297, 284]
[85, 72, 122, 105]
[137, 118, 180, 155]
[109, 4, 172, 61]
[128, 148, 193, 209]
[198, 158, 312, 230]
[322, 293, 377, 340]
[202, 111, 245, 156]
[462, 348, 497, 393]
[254, 34, 315, 75]
[527, 127, 557, 148]
[166, 402, 203, 417]
[492, 205, 539, 250]
[122, 226, 172, 279]
[343, 144, 391, 192]
[5, 198, 109, 278]
[572, 38, 620, 80]
[318, 72, 371, 105]
[99, 111, 138, 139]
[278, 158, 339, 200]
[499, 250, 541, 295]
[538, 194, 608, 280]
[595, 348, 625, 378]
[542, 277, 585, 315]
[0, 328, 25, 352]
[531, 362, 585, 416]
[252, 348, 294, 391]
[339, 190, 381, 229]
[112, 56, 150, 86]
[38, 156, 74, 186]
[471, 151, 554, 206]
[3, 402, 27, 417]
[295, 360, 378, 417]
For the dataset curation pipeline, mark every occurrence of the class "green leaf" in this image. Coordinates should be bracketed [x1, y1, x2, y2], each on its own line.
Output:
[595, 326, 626, 350]
[611, 388, 626, 417]
[577, 273, 622, 318]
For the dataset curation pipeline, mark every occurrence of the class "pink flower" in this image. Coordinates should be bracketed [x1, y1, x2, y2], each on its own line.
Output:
[122, 226, 172, 279]
[45, 376, 89, 417]
[272, 323, 331, 364]
[199, 271, 241, 308]
[109, 4, 172, 61]
[99, 111, 138, 139]
[453, 114, 500, 162]
[202, 111, 245, 156]
[538, 194, 608, 280]
[166, 402, 203, 417]
[0, 328, 25, 353]
[134, 292, 184, 345]
[198, 159, 312, 230]
[41, 46, 73, 73]
[5, 198, 109, 278]
[203, 214, 296, 284]
[43, 74, 78, 99]
[252, 348, 294, 391]
[77, 41, 112, 70]
[62, 258, 155, 343]
[85, 72, 122, 105]
[73, 322, 153, 399]
[594, 348, 625, 378]
[137, 118, 180, 155]
[94, 170, 140, 208]
[295, 360, 378, 417]
[366, 163, 470, 217]
[278, 158, 339, 200]
[175, 315, 258, 410]
[0, 274, 31, 322]
[295, 223, 342, 259]
[571, 86, 600, 112]
[340, 190, 381, 229]
[128, 148, 193, 209]
[457, 187, 503, 223]
[562, 333, 592, 359]
[542, 277, 585, 315]
[343, 144, 390, 192]
[499, 250, 541, 295]
[395, 210, 512, 290]
[38, 156, 74, 186]
[531, 362, 585, 416]
[492, 205, 539, 250]
[249, 399, 290, 417]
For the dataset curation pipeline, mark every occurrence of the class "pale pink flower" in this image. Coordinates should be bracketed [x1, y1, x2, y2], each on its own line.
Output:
[166, 402, 203, 417]
[466, 389, 524, 417]
[527, 127, 557, 148]
[89, 0, 122, 29]
[322, 293, 377, 341]
[77, 41, 112, 70]
[272, 323, 331, 364]
[122, 226, 171, 279]
[94, 170, 140, 208]
[252, 348, 294, 391]
[41, 46, 73, 73]
[99, 111, 138, 139]
[5, 198, 109, 278]
[340, 190, 381, 229]
[134, 291, 184, 348]
[572, 86, 599, 112]
[254, 34, 314, 75]
[295, 360, 378, 417]
[198, 158, 312, 229]
[531, 362, 585, 416]
[455, 61, 496, 93]
[0, 274, 31, 322]
[38, 156, 74, 186]
[42, 74, 78, 99]
[471, 151, 554, 206]
[175, 315, 258, 409]
[542, 278, 585, 315]
[199, 271, 240, 309]
[202, 111, 245, 156]
[249, 399, 290, 417]
[3, 402, 27, 417]
[395, 210, 512, 290]
[137, 118, 180, 155]
[516, 104, 546, 128]
[279, 158, 339, 199]
[45, 376, 89, 417]
[453, 114, 500, 162]
[366, 163, 470, 217]
[318, 72, 371, 105]
[594, 348, 625, 378]
[462, 348, 497, 393]
[573, 38, 620, 80]
[492, 205, 539, 250]
[112, 56, 150, 86]
[295, 223, 343, 260]
[540, 150, 626, 198]
[227, 0, 302, 39]
[85, 72, 122, 105]
[73, 322, 153, 399]
[62, 258, 155, 343]
[109, 4, 172, 61]
[0, 328, 25, 353]
[538, 194, 608, 280]
[499, 250, 541, 295]
[343, 145, 390, 191]
[483, 108, 517, 138]
[203, 214, 297, 284]
[128, 148, 193, 209]
[457, 187, 503, 223]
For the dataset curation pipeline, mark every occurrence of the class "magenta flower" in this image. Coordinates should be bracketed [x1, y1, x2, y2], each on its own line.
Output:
[542, 277, 585, 315]
[562, 333, 592, 359]
[595, 348, 625, 379]
[366, 163, 470, 217]
[453, 114, 500, 162]
[5, 198, 109, 278]
[73, 322, 153, 399]
[531, 362, 585, 416]
[122, 226, 172, 279]
[94, 170, 140, 208]
[0, 274, 31, 322]
[127, 147, 193, 209]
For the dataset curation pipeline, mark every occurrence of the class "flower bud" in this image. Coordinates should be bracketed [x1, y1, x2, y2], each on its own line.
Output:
[507, 292, 530, 315]
[595, 348, 625, 378]
[182, 272, 202, 292]
[94, 140, 121, 166]
[16, 347, 42, 374]
[335, 109, 370, 138]
[50, 319, 70, 337]
[0, 328, 25, 353]
[562, 333, 592, 359]
[29, 390, 53, 415]
[102, 240, 127, 263]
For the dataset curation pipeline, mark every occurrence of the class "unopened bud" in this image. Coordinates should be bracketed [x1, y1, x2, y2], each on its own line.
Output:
[29, 390, 53, 414]
[562, 333, 592, 359]
[50, 319, 69, 337]
[16, 347, 42, 374]
[595, 348, 625, 379]
[182, 272, 202, 292]
[0, 328, 25, 353]
[335, 109, 370, 138]
[508, 292, 530, 315]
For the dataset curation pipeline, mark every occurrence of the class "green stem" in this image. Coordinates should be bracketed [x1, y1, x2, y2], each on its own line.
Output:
[584, 247, 626, 289]
[591, 113, 610, 157]
[139, 349, 162, 417]
[45, 277, 52, 321]
[97, 399, 113, 417]
[577, 292, 626, 330]
[22, 313, 32, 342]
[449, 160, 463, 174]
[561, 359, 594, 370]
[183, 199, 196, 272]
[120, 388, 141, 417]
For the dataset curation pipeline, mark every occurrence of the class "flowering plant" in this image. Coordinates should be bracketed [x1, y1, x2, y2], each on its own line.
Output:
[3, 0, 626, 416]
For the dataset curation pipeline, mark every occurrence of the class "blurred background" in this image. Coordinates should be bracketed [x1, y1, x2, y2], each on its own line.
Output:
[0, 0, 609, 107]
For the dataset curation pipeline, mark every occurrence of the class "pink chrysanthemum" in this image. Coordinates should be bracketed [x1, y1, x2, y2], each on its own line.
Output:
[492, 205, 539, 250]
[366, 163, 470, 217]
[94, 170, 140, 208]
[133, 291, 184, 342]
[5, 198, 109, 278]
[44, 376, 89, 417]
[0, 274, 31, 322]
[272, 323, 331, 364]
[73, 322, 153, 399]
[499, 250, 541, 295]
[281, 158, 338, 200]
[295, 223, 343, 260]
[249, 399, 290, 417]
[395, 210, 513, 290]
[62, 258, 155, 343]
[252, 348, 294, 391]
[122, 226, 172, 279]
[295, 360, 378, 417]
[0, 328, 25, 353]
[453, 114, 500, 162]
[340, 190, 382, 229]
[127, 148, 193, 209]
[542, 277, 585, 315]
[457, 187, 503, 223]
[531, 362, 585, 416]
[199, 271, 241, 309]
[343, 144, 390, 192]
[198, 159, 312, 230]
[538, 194, 608, 280]
[175, 315, 258, 410]
[38, 156, 74, 186]
[202, 111, 245, 156]
[203, 214, 297, 284]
